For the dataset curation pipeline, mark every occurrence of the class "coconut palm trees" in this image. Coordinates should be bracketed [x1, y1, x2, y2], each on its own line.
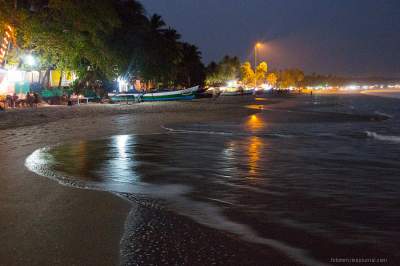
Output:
[2, 0, 205, 90]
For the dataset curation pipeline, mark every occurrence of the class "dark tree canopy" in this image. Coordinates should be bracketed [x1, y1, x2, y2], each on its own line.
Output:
[205, 55, 241, 86]
[0, 0, 205, 89]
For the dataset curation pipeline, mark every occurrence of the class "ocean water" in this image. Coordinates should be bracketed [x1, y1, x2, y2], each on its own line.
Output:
[26, 94, 400, 265]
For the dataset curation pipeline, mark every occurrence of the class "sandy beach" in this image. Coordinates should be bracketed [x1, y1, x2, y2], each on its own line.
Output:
[1, 96, 286, 265]
[2, 94, 398, 266]
[3, 1, 399, 264]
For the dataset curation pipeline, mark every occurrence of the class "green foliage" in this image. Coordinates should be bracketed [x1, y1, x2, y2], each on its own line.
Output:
[240, 61, 255, 86]
[239, 61, 268, 86]
[275, 69, 305, 89]
[176, 43, 205, 87]
[255, 61, 268, 84]
[266, 72, 278, 88]
[302, 73, 347, 87]
[206, 55, 241, 86]
[2, 0, 205, 91]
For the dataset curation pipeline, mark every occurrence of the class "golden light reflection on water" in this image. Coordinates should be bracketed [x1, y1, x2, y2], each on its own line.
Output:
[223, 136, 266, 181]
[76, 140, 89, 174]
[245, 114, 266, 131]
[51, 140, 92, 178]
[245, 104, 265, 110]
[247, 136, 264, 176]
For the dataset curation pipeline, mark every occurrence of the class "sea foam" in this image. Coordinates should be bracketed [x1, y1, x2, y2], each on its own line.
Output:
[366, 131, 400, 143]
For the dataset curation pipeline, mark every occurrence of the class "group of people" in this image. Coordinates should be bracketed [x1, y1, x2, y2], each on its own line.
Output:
[2, 92, 40, 109]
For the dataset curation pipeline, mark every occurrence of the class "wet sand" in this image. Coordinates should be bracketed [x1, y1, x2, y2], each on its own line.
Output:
[0, 97, 284, 265]
[0, 95, 390, 265]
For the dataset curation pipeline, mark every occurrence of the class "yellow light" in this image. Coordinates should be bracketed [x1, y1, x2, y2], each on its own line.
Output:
[256, 42, 262, 48]
[245, 114, 266, 131]
[247, 136, 264, 176]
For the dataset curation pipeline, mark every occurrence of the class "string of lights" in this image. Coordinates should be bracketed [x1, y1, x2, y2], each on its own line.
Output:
[0, 25, 14, 66]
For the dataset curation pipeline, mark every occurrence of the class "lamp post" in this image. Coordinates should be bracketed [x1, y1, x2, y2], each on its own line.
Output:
[254, 42, 261, 88]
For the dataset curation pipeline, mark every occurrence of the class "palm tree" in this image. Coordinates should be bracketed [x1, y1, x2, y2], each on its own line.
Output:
[163, 27, 181, 42]
[149, 14, 166, 33]
[177, 43, 204, 87]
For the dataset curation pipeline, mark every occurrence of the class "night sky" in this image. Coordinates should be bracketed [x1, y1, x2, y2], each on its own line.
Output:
[142, 0, 400, 77]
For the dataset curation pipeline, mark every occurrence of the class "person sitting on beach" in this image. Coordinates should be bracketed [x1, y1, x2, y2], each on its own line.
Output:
[6, 95, 12, 108]
[33, 92, 39, 108]
[26, 92, 33, 108]
[12, 93, 18, 108]
[26, 92, 31, 108]
[67, 95, 73, 106]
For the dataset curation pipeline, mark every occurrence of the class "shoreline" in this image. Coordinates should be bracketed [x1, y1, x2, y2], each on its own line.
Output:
[0, 97, 256, 130]
[360, 88, 400, 99]
[1, 93, 395, 265]
[0, 96, 268, 265]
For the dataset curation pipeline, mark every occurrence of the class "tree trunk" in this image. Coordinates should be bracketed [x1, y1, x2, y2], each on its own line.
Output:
[41, 68, 51, 88]
[58, 70, 63, 87]
[39, 70, 42, 84]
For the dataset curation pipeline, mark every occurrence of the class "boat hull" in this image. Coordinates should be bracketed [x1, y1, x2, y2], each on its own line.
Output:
[110, 86, 199, 102]
[142, 93, 195, 101]
[142, 86, 199, 101]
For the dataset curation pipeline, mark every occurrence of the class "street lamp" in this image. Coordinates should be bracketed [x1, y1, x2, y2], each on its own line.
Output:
[254, 42, 261, 69]
[254, 42, 262, 88]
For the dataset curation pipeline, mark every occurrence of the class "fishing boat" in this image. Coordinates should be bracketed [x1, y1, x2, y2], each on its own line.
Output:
[109, 86, 199, 102]
[141, 86, 199, 101]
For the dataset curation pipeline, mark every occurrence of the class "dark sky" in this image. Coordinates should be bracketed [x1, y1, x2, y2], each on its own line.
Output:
[142, 0, 400, 77]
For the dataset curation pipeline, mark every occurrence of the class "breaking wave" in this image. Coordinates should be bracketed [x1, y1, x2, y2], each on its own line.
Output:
[374, 111, 393, 118]
[162, 125, 298, 138]
[366, 131, 400, 143]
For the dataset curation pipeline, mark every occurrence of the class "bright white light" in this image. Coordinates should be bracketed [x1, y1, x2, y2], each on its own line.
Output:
[7, 69, 23, 82]
[116, 135, 130, 159]
[345, 85, 359, 90]
[117, 77, 128, 92]
[226, 80, 238, 88]
[24, 54, 36, 66]
[260, 83, 272, 91]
